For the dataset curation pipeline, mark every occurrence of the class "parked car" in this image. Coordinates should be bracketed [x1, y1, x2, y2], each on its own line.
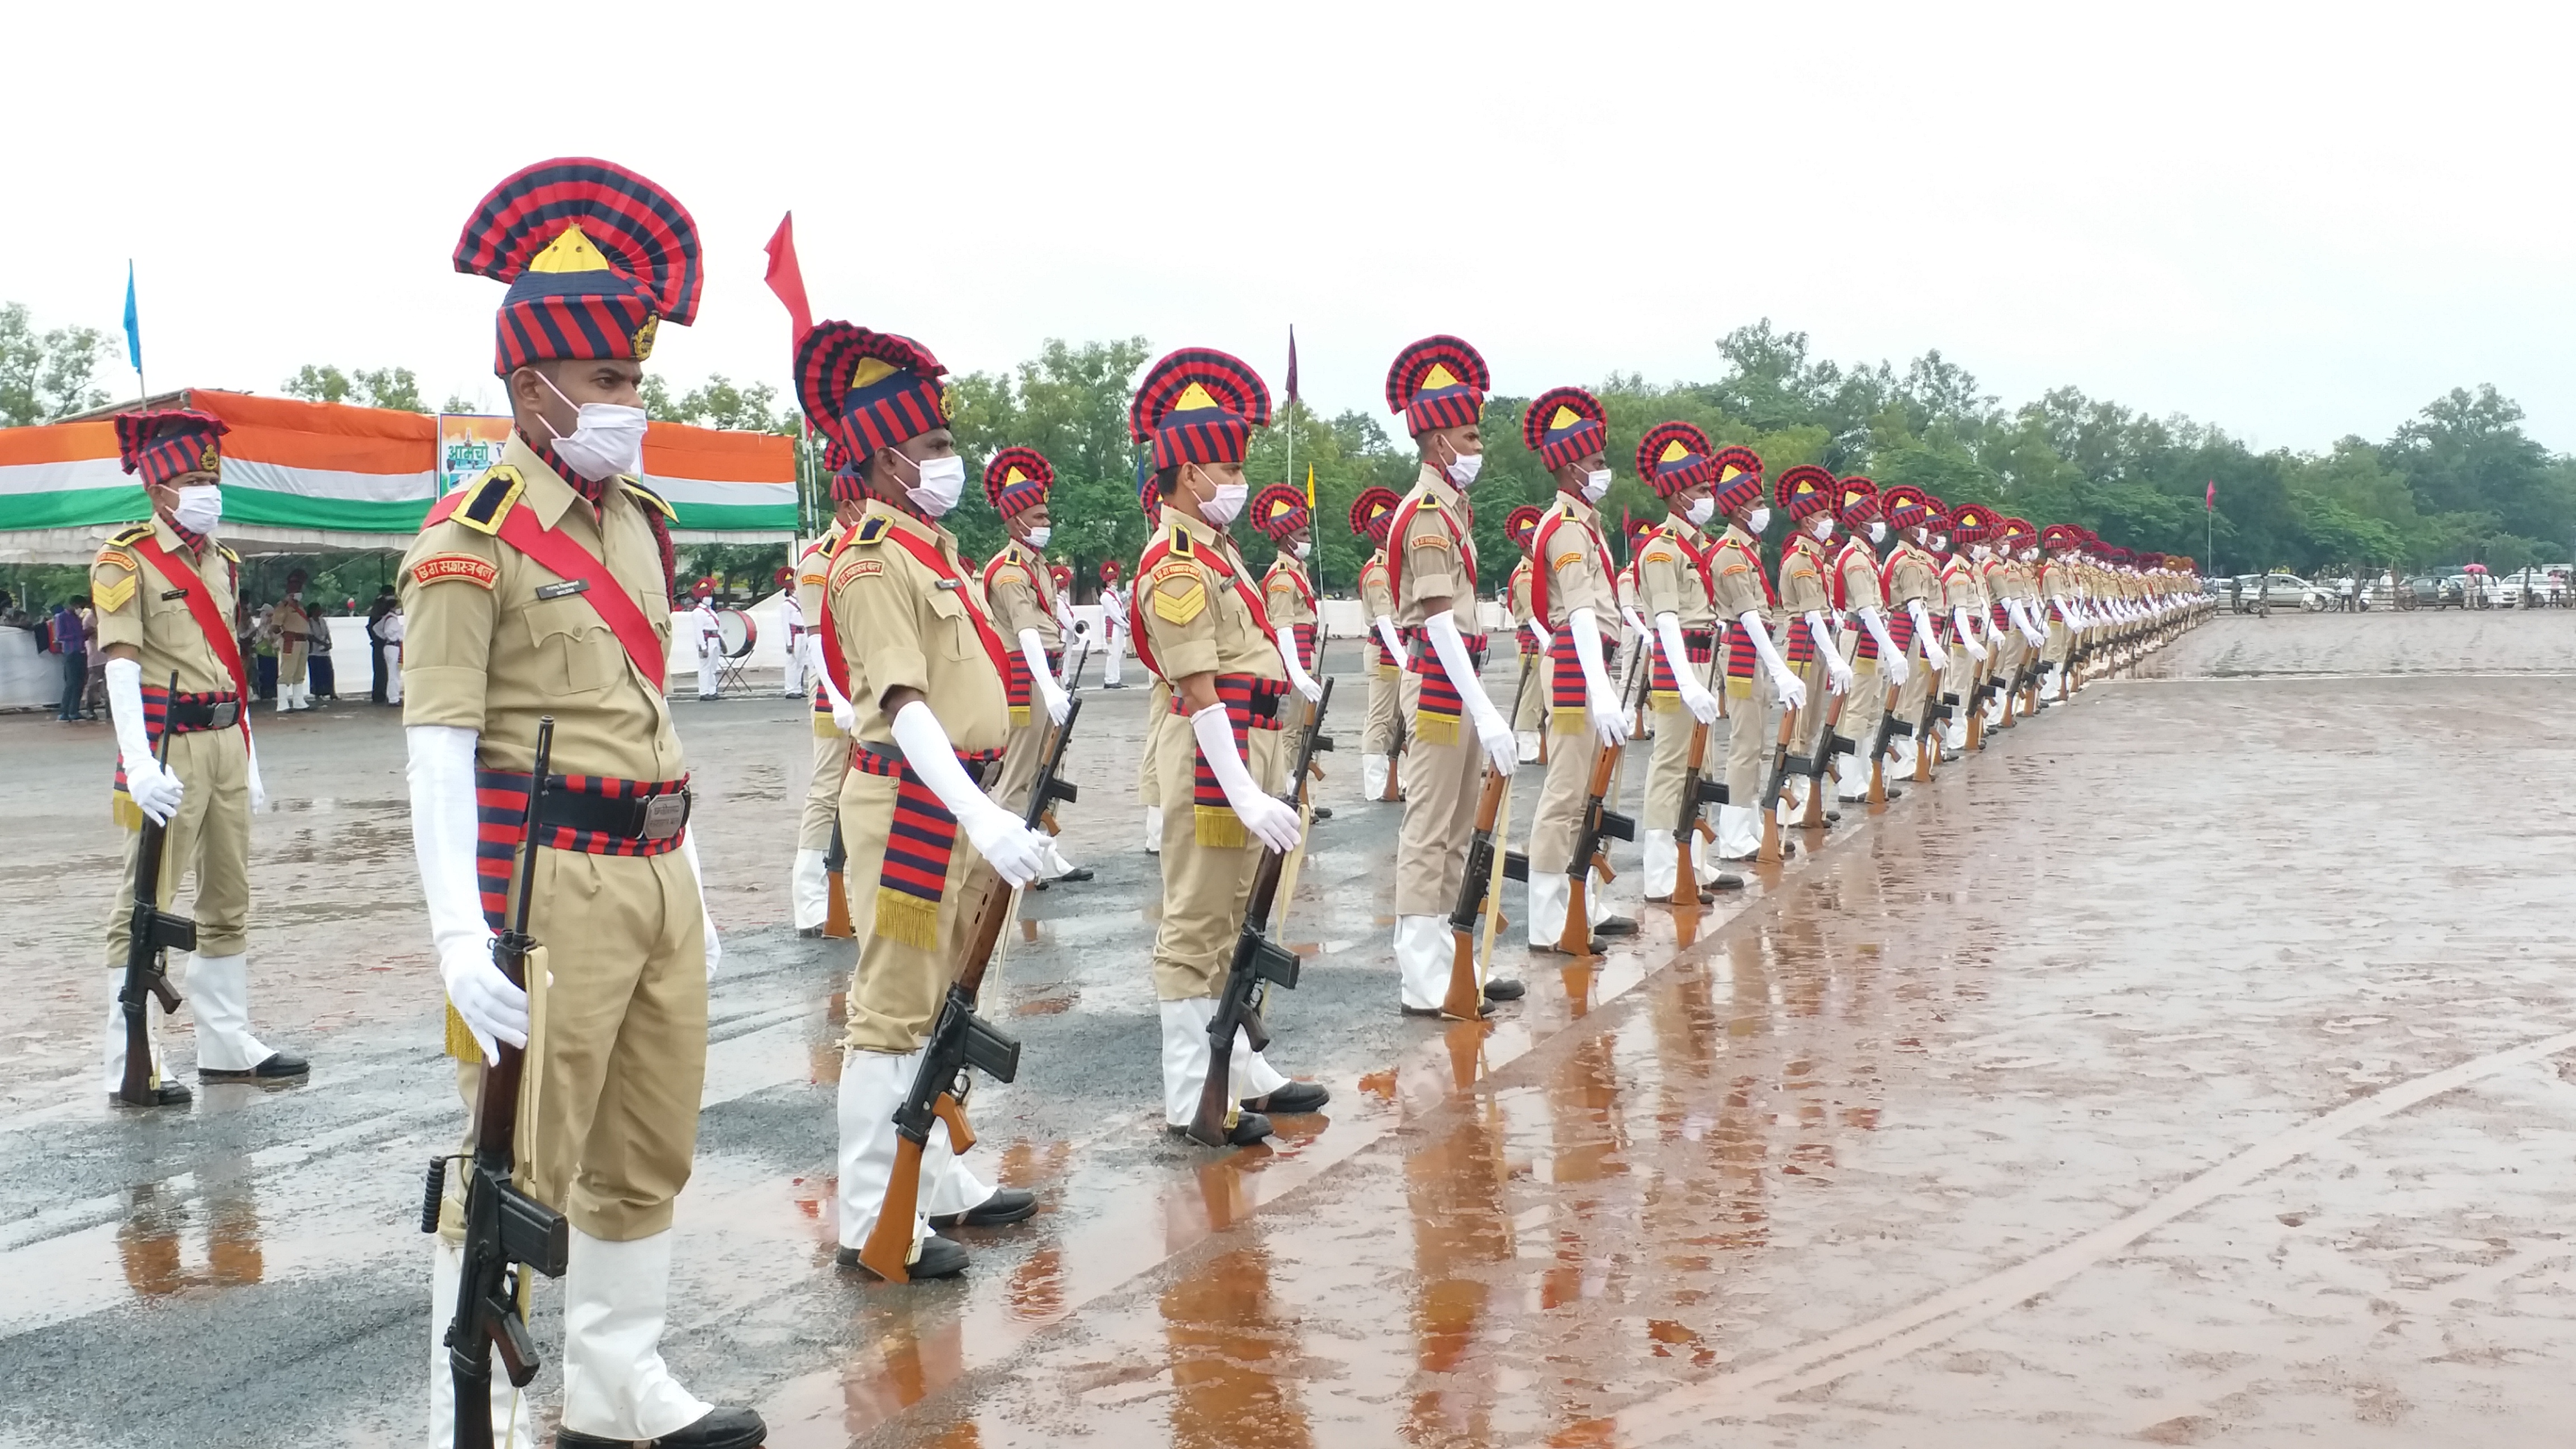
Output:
[2229, 573, 2326, 613]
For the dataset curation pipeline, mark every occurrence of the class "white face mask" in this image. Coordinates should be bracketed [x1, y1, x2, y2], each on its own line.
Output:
[1291, 539, 1310, 559]
[1685, 496, 1716, 527]
[1201, 472, 1248, 526]
[1022, 525, 1052, 550]
[172, 484, 223, 534]
[1745, 506, 1772, 535]
[1868, 520, 1888, 543]
[1579, 467, 1611, 503]
[1442, 444, 1483, 490]
[1809, 513, 1835, 540]
[533, 370, 648, 482]
[1930, 534, 1949, 553]
[894, 452, 968, 517]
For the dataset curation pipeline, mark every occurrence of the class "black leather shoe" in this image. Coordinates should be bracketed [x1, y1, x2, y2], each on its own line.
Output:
[1483, 977, 1527, 1001]
[1312, 806, 1333, 821]
[1169, 1112, 1274, 1146]
[1710, 872, 1746, 890]
[1054, 866, 1095, 883]
[1593, 916, 1637, 936]
[931, 1187, 1037, 1229]
[200, 1052, 307, 1083]
[1401, 1001, 1496, 1019]
[837, 1235, 968, 1280]
[110, 1081, 192, 1109]
[1243, 1081, 1330, 1114]
[1528, 938, 1603, 956]
[1825, 810, 1842, 825]
[559, 1405, 767, 1448]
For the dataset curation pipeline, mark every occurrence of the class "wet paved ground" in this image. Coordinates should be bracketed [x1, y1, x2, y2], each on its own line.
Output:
[6, 609, 2575, 1447]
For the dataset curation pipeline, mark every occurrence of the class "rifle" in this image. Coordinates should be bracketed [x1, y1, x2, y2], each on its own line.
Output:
[1802, 681, 1848, 830]
[1188, 677, 1335, 1145]
[117, 672, 192, 1106]
[1443, 651, 1537, 1017]
[822, 817, 854, 939]
[1914, 641, 1945, 784]
[1868, 674, 1909, 807]
[1379, 631, 1408, 802]
[1556, 665, 1637, 955]
[1756, 688, 1802, 865]
[429, 718, 571, 1449]
[855, 695, 1083, 1278]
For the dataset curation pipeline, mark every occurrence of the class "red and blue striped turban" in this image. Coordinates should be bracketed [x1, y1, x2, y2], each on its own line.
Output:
[983, 447, 1054, 520]
[795, 323, 950, 466]
[1250, 483, 1310, 542]
[1129, 347, 1271, 473]
[1385, 335, 1489, 437]
[1635, 421, 1715, 499]
[1710, 447, 1766, 513]
[1521, 385, 1607, 471]
[452, 158, 702, 377]
[115, 410, 229, 489]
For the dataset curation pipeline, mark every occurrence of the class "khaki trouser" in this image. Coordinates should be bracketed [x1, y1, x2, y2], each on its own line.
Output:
[993, 714, 1045, 817]
[1138, 678, 1171, 809]
[2044, 618, 2072, 665]
[1525, 695, 1598, 876]
[840, 768, 1004, 1054]
[1394, 726, 1484, 918]
[444, 847, 708, 1242]
[1839, 637, 1888, 765]
[1991, 627, 2026, 702]
[1361, 661, 1400, 757]
[1723, 669, 1777, 808]
[1640, 700, 1702, 832]
[799, 724, 847, 853]
[1511, 649, 1546, 733]
[1893, 636, 1936, 737]
[103, 724, 250, 966]
[1149, 711, 1284, 1000]
[278, 643, 308, 689]
[1794, 650, 1836, 764]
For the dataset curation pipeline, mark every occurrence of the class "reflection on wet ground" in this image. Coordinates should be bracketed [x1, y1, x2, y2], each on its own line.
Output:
[12, 624, 2576, 1446]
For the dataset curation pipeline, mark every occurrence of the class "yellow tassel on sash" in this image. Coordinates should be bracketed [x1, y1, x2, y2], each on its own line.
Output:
[1725, 678, 1754, 699]
[112, 794, 143, 831]
[1194, 805, 1248, 850]
[874, 891, 941, 951]
[1009, 704, 1031, 729]
[444, 1003, 480, 1061]
[1549, 707, 1588, 736]
[1415, 709, 1459, 745]
[812, 714, 842, 740]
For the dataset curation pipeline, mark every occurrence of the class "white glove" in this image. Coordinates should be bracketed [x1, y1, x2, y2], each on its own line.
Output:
[890, 700, 1051, 888]
[1657, 612, 1720, 726]
[810, 637, 858, 732]
[1809, 612, 1853, 694]
[407, 723, 522, 1062]
[1956, 609, 1989, 663]
[681, 826, 719, 980]
[1273, 626, 1323, 703]
[1524, 618, 1550, 655]
[1569, 608, 1623, 749]
[1909, 602, 1949, 670]
[1190, 702, 1301, 854]
[1622, 606, 1650, 639]
[1427, 609, 1517, 776]
[245, 733, 268, 811]
[1020, 629, 1072, 724]
[1740, 610, 1805, 711]
[1373, 614, 1406, 665]
[106, 657, 185, 825]
[1858, 608, 1908, 687]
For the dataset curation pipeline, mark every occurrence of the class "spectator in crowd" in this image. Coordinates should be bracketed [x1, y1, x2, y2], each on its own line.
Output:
[307, 596, 336, 702]
[378, 600, 403, 705]
[80, 599, 105, 717]
[51, 596, 88, 722]
[364, 585, 398, 703]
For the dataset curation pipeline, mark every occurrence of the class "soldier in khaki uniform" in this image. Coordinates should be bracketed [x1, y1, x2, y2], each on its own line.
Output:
[1771, 466, 1854, 824]
[93, 409, 302, 1109]
[792, 320, 1058, 1282]
[1703, 447, 1805, 861]
[1826, 478, 1910, 802]
[408, 159, 759, 1447]
[1873, 486, 1950, 779]
[1381, 335, 1522, 1015]
[1514, 387, 1634, 953]
[1251, 483, 1336, 825]
[790, 439, 863, 936]
[1126, 346, 1328, 1145]
[1931, 506, 1993, 757]
[978, 448, 1073, 813]
[2038, 522, 2086, 699]
[1503, 510, 1546, 762]
[270, 570, 315, 711]
[1631, 423, 1727, 901]
[1350, 487, 1412, 802]
[1981, 515, 2038, 729]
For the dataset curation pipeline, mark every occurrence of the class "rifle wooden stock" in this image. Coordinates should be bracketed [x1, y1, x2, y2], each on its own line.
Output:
[1445, 768, 1510, 1020]
[1803, 690, 1845, 829]
[1868, 679, 1903, 806]
[856, 1135, 926, 1282]
[1671, 720, 1711, 905]
[822, 818, 854, 938]
[117, 673, 192, 1106]
[1557, 739, 1624, 955]
[1756, 702, 1800, 865]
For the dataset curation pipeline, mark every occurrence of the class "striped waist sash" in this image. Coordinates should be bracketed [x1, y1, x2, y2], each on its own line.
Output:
[849, 742, 1005, 949]
[472, 769, 691, 929]
[1649, 628, 1717, 697]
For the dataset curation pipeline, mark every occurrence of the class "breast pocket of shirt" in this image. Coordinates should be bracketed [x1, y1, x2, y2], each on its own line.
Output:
[925, 588, 981, 664]
[524, 596, 617, 696]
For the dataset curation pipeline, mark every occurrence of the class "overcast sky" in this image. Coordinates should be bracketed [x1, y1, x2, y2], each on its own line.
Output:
[11, 1, 2571, 453]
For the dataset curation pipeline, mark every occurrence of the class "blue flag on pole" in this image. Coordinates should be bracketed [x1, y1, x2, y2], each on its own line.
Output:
[122, 262, 142, 372]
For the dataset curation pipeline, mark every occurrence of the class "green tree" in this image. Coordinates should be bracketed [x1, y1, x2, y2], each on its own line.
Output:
[945, 338, 1154, 593]
[1, 302, 113, 426]
[282, 363, 428, 412]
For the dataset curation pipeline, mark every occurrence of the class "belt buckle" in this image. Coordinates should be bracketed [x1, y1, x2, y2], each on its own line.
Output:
[640, 792, 690, 840]
[209, 701, 240, 729]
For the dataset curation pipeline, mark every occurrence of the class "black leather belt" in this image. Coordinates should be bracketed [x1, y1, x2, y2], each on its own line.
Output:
[542, 784, 693, 842]
[168, 698, 242, 731]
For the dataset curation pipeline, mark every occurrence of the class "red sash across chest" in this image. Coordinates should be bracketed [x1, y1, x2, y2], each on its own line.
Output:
[1529, 504, 1613, 628]
[424, 489, 669, 688]
[1125, 533, 1278, 684]
[122, 533, 253, 742]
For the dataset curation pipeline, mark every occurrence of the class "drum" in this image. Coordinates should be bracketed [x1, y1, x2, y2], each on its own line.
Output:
[717, 608, 757, 660]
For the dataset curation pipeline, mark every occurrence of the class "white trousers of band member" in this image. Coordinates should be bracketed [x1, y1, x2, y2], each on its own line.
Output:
[781, 637, 806, 697]
[1158, 998, 1290, 1128]
[1523, 869, 1606, 949]
[382, 645, 405, 704]
[695, 648, 719, 699]
[103, 953, 273, 1090]
[1102, 629, 1125, 686]
[428, 1239, 542, 1449]
[835, 1047, 997, 1258]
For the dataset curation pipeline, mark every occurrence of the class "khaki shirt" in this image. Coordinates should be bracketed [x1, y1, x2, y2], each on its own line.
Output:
[1708, 523, 1770, 623]
[1886, 542, 1939, 610]
[1393, 465, 1476, 625]
[794, 534, 837, 702]
[1834, 538, 1885, 613]
[1778, 533, 1832, 616]
[825, 499, 1010, 754]
[1531, 495, 1615, 628]
[399, 436, 683, 781]
[1359, 553, 1395, 624]
[1505, 559, 1534, 626]
[273, 597, 312, 650]
[1263, 554, 1317, 632]
[91, 517, 243, 695]
[984, 538, 1062, 653]
[1140, 505, 1286, 684]
[1637, 515, 1715, 627]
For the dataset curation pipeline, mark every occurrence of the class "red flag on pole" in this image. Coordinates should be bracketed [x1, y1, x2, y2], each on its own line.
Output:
[1284, 325, 1300, 408]
[764, 212, 813, 344]
[2205, 479, 2216, 510]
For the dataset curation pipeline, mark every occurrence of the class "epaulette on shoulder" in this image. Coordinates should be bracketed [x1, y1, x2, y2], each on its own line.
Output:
[1418, 493, 1445, 511]
[451, 466, 526, 537]
[1167, 524, 1195, 558]
[217, 544, 240, 565]
[621, 476, 675, 522]
[853, 514, 891, 546]
[106, 523, 153, 549]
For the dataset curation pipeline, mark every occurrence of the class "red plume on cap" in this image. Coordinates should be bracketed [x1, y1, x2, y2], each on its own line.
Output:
[1521, 385, 1607, 471]
[1099, 559, 1123, 584]
[453, 158, 702, 376]
[1050, 562, 1072, 589]
[1384, 335, 1490, 435]
[774, 565, 794, 588]
[115, 409, 229, 488]
[2040, 523, 2085, 548]
[692, 577, 714, 600]
[1349, 486, 1402, 546]
[796, 323, 949, 465]
[1505, 504, 1544, 555]
[1709, 446, 1766, 513]
[1834, 475, 1881, 526]
[1947, 504, 1998, 544]
[1251, 483, 1311, 542]
[1129, 347, 1271, 472]
[982, 446, 1054, 519]
[1635, 421, 1715, 498]
[1775, 463, 1834, 519]
[1881, 485, 1932, 529]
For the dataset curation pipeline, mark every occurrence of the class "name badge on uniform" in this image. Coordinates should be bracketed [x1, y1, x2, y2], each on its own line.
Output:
[160, 588, 190, 601]
[535, 579, 590, 600]
[934, 579, 963, 591]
